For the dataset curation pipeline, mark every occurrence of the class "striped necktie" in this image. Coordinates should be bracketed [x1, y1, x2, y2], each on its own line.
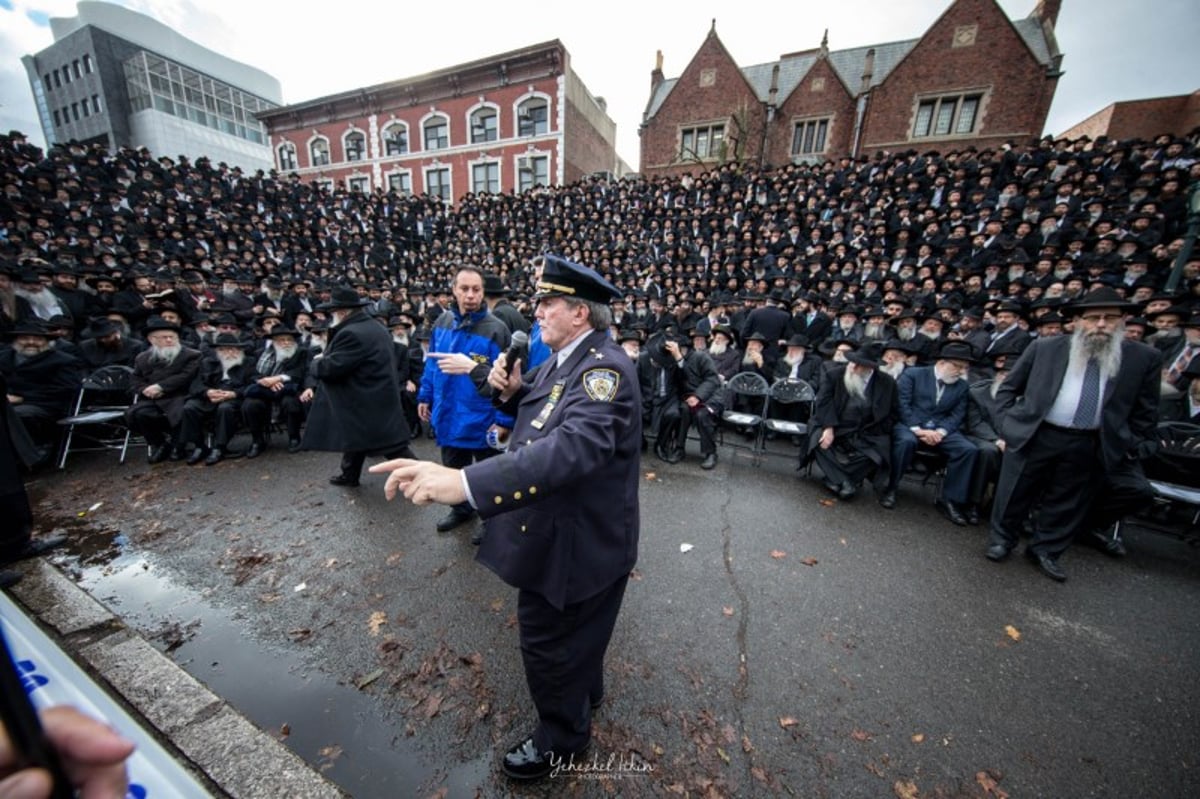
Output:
[1072, 358, 1101, 428]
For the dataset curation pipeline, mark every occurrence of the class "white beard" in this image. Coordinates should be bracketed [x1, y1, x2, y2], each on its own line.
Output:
[917, 328, 940, 340]
[864, 322, 885, 339]
[783, 352, 803, 367]
[150, 344, 181, 363]
[15, 287, 63, 319]
[897, 327, 916, 341]
[217, 352, 245, 371]
[1070, 322, 1124, 380]
[274, 343, 298, 360]
[709, 339, 728, 356]
[933, 364, 962, 384]
[393, 334, 409, 346]
[879, 361, 905, 379]
[843, 367, 868, 400]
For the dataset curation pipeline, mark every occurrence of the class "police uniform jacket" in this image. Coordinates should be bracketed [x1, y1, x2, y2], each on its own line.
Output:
[302, 311, 411, 453]
[467, 329, 641, 611]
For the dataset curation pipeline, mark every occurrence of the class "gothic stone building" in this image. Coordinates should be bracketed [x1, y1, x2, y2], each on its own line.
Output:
[639, 0, 1064, 176]
[257, 40, 618, 202]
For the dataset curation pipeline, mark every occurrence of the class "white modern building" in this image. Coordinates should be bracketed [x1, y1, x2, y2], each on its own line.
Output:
[21, 1, 281, 171]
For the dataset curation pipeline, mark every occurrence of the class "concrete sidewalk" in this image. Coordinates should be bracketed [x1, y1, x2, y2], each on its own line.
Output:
[6, 558, 346, 799]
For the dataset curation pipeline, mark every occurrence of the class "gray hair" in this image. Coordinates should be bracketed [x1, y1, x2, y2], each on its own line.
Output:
[565, 297, 612, 331]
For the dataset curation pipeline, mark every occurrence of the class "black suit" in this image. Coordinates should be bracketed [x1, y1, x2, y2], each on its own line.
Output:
[807, 366, 898, 491]
[889, 366, 978, 505]
[990, 336, 1162, 558]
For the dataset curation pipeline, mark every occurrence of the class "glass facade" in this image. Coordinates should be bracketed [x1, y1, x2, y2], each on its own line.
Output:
[124, 51, 276, 145]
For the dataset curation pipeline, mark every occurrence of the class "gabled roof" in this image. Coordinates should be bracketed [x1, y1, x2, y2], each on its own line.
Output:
[645, 7, 1056, 121]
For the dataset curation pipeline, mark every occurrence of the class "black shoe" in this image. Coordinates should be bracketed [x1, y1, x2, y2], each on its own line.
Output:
[0, 570, 21, 589]
[147, 444, 171, 464]
[965, 505, 981, 526]
[501, 736, 585, 781]
[204, 447, 225, 466]
[329, 474, 360, 487]
[1026, 549, 1067, 582]
[590, 694, 605, 711]
[436, 508, 476, 533]
[246, 441, 266, 459]
[287, 439, 302, 453]
[186, 448, 208, 466]
[700, 453, 717, 470]
[1, 534, 68, 565]
[936, 499, 968, 526]
[1082, 528, 1127, 558]
[837, 481, 856, 501]
[879, 490, 897, 510]
[986, 543, 1013, 562]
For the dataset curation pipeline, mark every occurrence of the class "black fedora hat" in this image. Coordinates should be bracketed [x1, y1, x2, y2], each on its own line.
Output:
[1064, 287, 1140, 316]
[5, 321, 52, 338]
[934, 340, 980, 364]
[84, 317, 120, 338]
[317, 285, 370, 310]
[211, 333, 253, 349]
[483, 273, 511, 297]
[265, 326, 301, 338]
[845, 341, 883, 368]
[143, 315, 181, 334]
[784, 333, 811, 348]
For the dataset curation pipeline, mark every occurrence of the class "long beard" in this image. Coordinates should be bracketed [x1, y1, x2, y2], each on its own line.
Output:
[274, 343, 298, 360]
[151, 344, 181, 363]
[15, 287, 62, 318]
[879, 361, 905, 379]
[897, 327, 916, 341]
[1070, 322, 1124, 380]
[843, 367, 868, 400]
[393, 334, 409, 346]
[917, 328, 940, 340]
[218, 353, 245, 370]
[783, 352, 803, 367]
[864, 322, 885, 339]
[709, 339, 728, 356]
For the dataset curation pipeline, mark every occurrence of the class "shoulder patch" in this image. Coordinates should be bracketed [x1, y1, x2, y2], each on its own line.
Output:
[582, 368, 620, 402]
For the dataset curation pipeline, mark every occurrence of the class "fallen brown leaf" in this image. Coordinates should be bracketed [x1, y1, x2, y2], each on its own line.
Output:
[722, 606, 735, 617]
[645, 471, 657, 481]
[751, 766, 768, 784]
[818, 498, 836, 507]
[865, 761, 885, 777]
[770, 550, 787, 559]
[1004, 625, 1021, 642]
[911, 733, 925, 743]
[851, 729, 873, 742]
[367, 611, 387, 636]
[893, 780, 919, 799]
[355, 669, 384, 690]
[716, 746, 730, 764]
[287, 628, 312, 642]
[279, 723, 291, 738]
[779, 716, 799, 728]
[800, 557, 819, 567]
[386, 552, 404, 566]
[742, 735, 753, 753]
[489, 598, 505, 612]
[976, 770, 1009, 798]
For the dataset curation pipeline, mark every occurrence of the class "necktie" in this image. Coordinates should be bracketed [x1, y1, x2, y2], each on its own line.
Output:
[1168, 345, 1196, 385]
[1072, 358, 1101, 428]
[935, 379, 946, 405]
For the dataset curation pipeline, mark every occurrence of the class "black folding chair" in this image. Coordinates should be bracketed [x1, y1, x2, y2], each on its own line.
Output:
[56, 365, 136, 469]
[719, 371, 770, 464]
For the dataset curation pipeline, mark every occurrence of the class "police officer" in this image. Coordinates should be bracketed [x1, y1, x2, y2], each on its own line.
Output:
[370, 254, 640, 781]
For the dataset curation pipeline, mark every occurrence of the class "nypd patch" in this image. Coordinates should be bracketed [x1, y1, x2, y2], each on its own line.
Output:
[582, 368, 620, 402]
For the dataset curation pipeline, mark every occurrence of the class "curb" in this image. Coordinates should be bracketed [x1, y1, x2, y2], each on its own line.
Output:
[7, 558, 348, 799]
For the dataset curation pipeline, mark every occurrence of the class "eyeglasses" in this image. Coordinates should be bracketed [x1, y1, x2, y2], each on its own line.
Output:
[1079, 313, 1124, 323]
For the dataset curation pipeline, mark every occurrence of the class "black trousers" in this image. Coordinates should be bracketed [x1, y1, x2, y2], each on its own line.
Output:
[242, 395, 305, 442]
[677, 404, 717, 456]
[890, 427, 978, 504]
[991, 424, 1099, 558]
[1081, 459, 1155, 534]
[125, 403, 173, 447]
[966, 438, 1003, 506]
[340, 443, 418, 480]
[440, 446, 499, 514]
[812, 440, 877, 487]
[518, 575, 628, 754]
[179, 398, 242, 449]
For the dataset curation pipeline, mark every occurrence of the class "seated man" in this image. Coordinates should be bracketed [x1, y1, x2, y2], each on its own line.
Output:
[242, 327, 310, 457]
[807, 342, 898, 500]
[77, 316, 146, 370]
[774, 333, 822, 386]
[126, 316, 203, 463]
[639, 332, 687, 463]
[881, 340, 979, 525]
[663, 330, 722, 469]
[0, 322, 83, 466]
[707, 325, 742, 383]
[180, 333, 254, 465]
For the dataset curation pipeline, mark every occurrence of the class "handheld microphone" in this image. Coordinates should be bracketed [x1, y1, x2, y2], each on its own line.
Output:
[502, 330, 529, 375]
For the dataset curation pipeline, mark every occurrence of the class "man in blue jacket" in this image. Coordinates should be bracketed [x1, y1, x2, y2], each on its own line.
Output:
[371, 254, 640, 781]
[417, 265, 512, 537]
[881, 340, 980, 525]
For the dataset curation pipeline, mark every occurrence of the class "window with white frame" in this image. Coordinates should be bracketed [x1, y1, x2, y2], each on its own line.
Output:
[680, 124, 725, 160]
[83, 54, 93, 73]
[310, 138, 330, 167]
[791, 117, 830, 157]
[344, 131, 365, 161]
[382, 123, 408, 156]
[470, 108, 498, 143]
[517, 99, 548, 137]
[387, 172, 412, 195]
[426, 167, 451, 201]
[517, 155, 549, 192]
[278, 143, 297, 171]
[472, 162, 499, 194]
[913, 93, 983, 138]
[424, 117, 449, 150]
[91, 95, 102, 114]
[348, 175, 369, 193]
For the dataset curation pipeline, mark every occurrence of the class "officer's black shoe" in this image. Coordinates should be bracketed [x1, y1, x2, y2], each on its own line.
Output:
[186, 448, 208, 466]
[329, 474, 360, 487]
[0, 570, 21, 589]
[436, 508, 476, 533]
[501, 736, 585, 781]
[1, 534, 68, 566]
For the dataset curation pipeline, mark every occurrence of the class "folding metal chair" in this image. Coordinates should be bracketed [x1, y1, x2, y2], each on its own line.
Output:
[719, 371, 770, 464]
[56, 365, 136, 469]
[762, 378, 816, 463]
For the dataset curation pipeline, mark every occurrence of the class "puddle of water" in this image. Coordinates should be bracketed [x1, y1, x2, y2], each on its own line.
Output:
[61, 548, 440, 797]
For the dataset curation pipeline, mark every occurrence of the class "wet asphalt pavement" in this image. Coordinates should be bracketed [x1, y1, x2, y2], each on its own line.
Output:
[25, 435, 1200, 798]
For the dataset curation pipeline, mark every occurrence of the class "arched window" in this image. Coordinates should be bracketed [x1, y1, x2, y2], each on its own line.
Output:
[517, 97, 549, 137]
[344, 130, 365, 161]
[277, 142, 297, 171]
[309, 137, 330, 167]
[382, 122, 408, 156]
[470, 106, 499, 144]
[423, 115, 449, 151]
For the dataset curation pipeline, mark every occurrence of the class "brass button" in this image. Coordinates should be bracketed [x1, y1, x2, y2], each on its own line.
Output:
[521, 525, 527, 532]
[529, 486, 537, 495]
[494, 496, 503, 504]
[514, 491, 523, 500]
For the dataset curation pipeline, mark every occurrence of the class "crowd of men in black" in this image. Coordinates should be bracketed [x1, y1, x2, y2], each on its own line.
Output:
[2, 127, 1198, 548]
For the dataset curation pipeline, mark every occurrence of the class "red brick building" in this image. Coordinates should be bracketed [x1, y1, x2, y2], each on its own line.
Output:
[639, 0, 1064, 176]
[1058, 91, 1200, 143]
[257, 41, 619, 201]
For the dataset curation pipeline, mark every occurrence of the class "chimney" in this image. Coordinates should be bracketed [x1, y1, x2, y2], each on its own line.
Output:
[651, 49, 664, 94]
[1031, 0, 1062, 28]
[860, 48, 875, 95]
[819, 29, 829, 57]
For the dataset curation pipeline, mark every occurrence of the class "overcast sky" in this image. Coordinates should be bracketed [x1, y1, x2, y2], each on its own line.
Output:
[2, 0, 1197, 168]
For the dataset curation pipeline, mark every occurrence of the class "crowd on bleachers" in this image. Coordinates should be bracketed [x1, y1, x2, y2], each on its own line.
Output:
[2, 127, 1198, 536]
